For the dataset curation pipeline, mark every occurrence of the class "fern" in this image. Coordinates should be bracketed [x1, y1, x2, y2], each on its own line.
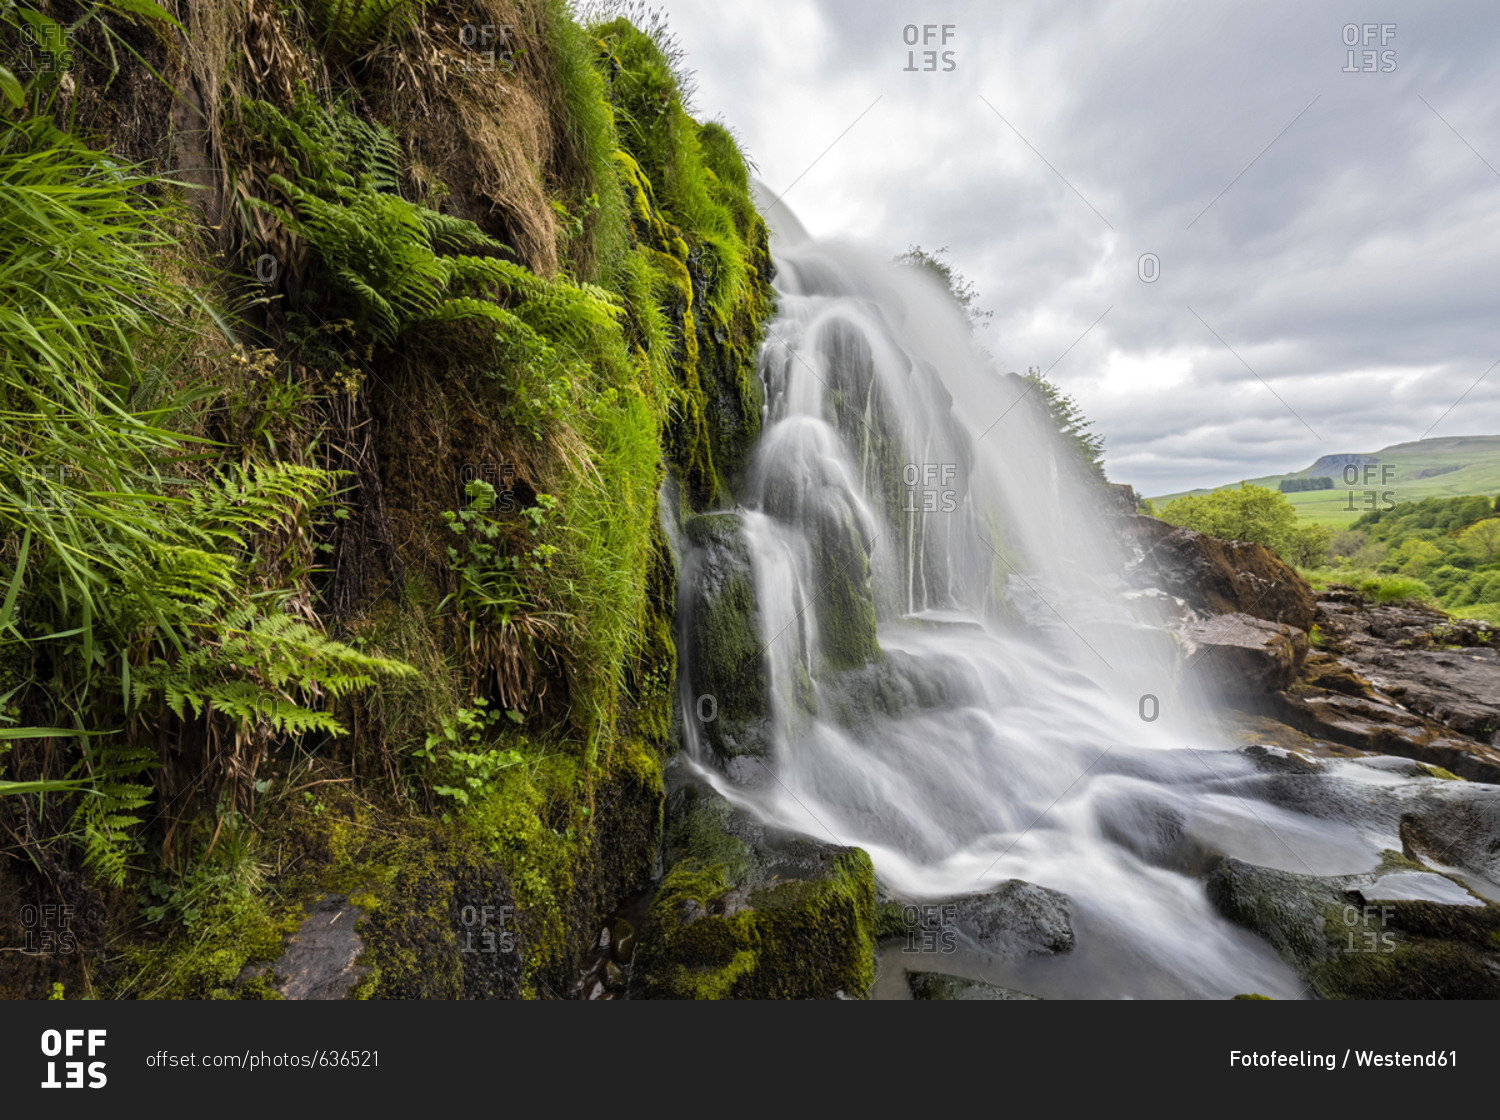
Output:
[71, 740, 156, 889]
[308, 0, 425, 51]
[243, 91, 627, 360]
[130, 607, 416, 734]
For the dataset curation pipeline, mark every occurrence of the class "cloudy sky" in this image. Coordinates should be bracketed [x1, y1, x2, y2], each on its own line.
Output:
[640, 0, 1500, 495]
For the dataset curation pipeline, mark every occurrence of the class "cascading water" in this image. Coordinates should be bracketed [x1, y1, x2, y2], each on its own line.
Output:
[673, 194, 1497, 998]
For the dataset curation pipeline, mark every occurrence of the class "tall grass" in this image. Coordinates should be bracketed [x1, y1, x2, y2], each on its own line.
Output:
[0, 107, 414, 884]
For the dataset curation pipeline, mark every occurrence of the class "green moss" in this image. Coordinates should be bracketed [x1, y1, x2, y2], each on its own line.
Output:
[1232, 992, 1272, 999]
[635, 787, 877, 998]
[1416, 763, 1463, 781]
[111, 893, 299, 1000]
[635, 847, 876, 999]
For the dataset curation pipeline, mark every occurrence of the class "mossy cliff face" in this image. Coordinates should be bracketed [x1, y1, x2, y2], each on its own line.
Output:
[0, 1, 774, 1000]
[631, 785, 877, 999]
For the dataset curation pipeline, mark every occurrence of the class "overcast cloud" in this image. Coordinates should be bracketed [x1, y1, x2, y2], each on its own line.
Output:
[641, 0, 1500, 494]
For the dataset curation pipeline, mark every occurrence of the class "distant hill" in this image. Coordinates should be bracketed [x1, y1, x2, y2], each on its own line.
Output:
[1149, 435, 1500, 527]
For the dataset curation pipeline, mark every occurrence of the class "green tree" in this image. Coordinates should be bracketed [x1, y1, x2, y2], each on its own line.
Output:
[1158, 484, 1302, 558]
[1021, 368, 1107, 481]
[1459, 517, 1500, 563]
[894, 245, 993, 330]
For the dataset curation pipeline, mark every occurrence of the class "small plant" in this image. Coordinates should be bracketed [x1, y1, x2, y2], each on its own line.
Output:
[439, 479, 566, 706]
[414, 698, 524, 816]
[1309, 624, 1325, 648]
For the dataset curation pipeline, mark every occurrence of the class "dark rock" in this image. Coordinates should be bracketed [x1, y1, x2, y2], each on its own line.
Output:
[1206, 854, 1500, 999]
[1180, 613, 1309, 694]
[611, 918, 636, 963]
[274, 895, 367, 1001]
[1122, 516, 1316, 631]
[1347, 647, 1500, 744]
[907, 971, 1041, 1000]
[1270, 689, 1500, 783]
[945, 879, 1075, 958]
[683, 513, 775, 767]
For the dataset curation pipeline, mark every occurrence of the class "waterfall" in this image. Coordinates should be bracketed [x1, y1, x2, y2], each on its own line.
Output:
[671, 196, 1441, 998]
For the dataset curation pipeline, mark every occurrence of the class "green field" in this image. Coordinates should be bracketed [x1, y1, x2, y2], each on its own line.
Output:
[1150, 435, 1500, 527]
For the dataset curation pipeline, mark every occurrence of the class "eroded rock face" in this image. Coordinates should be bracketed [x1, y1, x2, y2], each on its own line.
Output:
[1122, 516, 1317, 631]
[1180, 613, 1309, 695]
[1313, 597, 1500, 745]
[1260, 590, 1500, 782]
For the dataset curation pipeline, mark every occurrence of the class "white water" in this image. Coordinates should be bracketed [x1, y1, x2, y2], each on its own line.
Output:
[675, 197, 1481, 998]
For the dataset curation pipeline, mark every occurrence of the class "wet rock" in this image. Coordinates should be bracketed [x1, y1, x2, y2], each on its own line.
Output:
[945, 879, 1075, 958]
[604, 961, 627, 991]
[907, 971, 1042, 1000]
[1400, 799, 1500, 881]
[1206, 854, 1500, 999]
[273, 895, 367, 1001]
[631, 783, 877, 999]
[611, 918, 636, 963]
[1348, 647, 1500, 744]
[1179, 613, 1309, 695]
[1122, 516, 1316, 631]
[1270, 689, 1500, 783]
[683, 513, 775, 767]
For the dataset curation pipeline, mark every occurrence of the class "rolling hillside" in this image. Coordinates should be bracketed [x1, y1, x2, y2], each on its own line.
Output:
[1150, 436, 1500, 527]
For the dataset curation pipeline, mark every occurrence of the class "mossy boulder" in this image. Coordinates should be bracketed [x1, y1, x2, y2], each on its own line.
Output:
[631, 784, 877, 998]
[684, 513, 774, 765]
[1206, 853, 1500, 999]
